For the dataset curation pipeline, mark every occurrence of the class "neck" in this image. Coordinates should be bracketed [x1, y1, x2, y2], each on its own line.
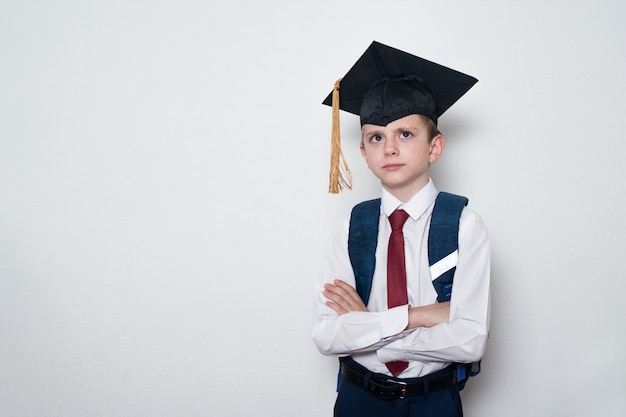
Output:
[382, 178, 430, 203]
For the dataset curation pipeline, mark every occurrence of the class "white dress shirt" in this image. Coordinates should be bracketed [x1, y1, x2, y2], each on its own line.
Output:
[312, 179, 491, 378]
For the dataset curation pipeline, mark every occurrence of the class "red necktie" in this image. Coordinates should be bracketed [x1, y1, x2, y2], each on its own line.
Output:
[386, 209, 410, 376]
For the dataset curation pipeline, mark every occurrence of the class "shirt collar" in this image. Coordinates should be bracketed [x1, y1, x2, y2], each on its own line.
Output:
[381, 178, 438, 220]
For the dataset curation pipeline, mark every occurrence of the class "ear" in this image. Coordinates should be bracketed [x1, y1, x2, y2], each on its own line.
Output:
[428, 134, 445, 164]
[360, 144, 370, 166]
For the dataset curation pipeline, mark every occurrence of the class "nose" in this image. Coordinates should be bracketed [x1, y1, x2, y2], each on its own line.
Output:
[384, 137, 398, 156]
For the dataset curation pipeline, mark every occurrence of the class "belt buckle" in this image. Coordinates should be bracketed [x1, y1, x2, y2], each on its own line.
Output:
[387, 379, 408, 400]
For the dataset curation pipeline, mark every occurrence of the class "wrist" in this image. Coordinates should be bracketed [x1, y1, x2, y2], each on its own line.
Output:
[407, 306, 423, 330]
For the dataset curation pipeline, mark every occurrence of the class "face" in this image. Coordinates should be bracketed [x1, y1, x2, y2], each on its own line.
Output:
[360, 114, 444, 201]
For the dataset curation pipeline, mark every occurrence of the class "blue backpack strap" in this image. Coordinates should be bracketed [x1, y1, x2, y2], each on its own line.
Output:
[428, 192, 481, 389]
[428, 192, 468, 303]
[348, 199, 381, 305]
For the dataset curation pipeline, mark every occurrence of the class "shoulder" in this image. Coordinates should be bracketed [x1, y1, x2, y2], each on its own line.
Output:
[349, 198, 381, 223]
[351, 198, 381, 212]
[433, 191, 482, 225]
[460, 206, 485, 226]
[459, 206, 489, 244]
[434, 191, 488, 239]
[331, 198, 381, 240]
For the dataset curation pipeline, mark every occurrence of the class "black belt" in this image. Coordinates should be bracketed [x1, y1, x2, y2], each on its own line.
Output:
[339, 358, 457, 401]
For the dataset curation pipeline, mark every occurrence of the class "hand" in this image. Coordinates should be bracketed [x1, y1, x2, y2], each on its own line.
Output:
[407, 302, 450, 329]
[322, 280, 368, 315]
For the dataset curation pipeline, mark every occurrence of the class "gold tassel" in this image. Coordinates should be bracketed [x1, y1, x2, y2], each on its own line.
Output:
[328, 78, 352, 193]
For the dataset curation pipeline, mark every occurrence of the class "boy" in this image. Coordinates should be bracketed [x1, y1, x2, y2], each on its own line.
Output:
[312, 41, 491, 417]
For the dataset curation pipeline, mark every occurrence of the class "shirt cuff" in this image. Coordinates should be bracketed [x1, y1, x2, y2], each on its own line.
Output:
[377, 338, 403, 363]
[376, 320, 419, 363]
[379, 304, 409, 339]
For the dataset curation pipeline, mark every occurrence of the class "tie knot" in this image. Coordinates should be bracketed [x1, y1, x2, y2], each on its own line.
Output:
[389, 209, 410, 231]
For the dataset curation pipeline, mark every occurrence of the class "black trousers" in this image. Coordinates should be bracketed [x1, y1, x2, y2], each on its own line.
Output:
[334, 362, 463, 417]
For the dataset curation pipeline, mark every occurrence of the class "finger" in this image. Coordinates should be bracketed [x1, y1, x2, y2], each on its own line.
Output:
[333, 279, 357, 294]
[330, 280, 361, 304]
[332, 280, 367, 310]
[325, 300, 348, 315]
[323, 286, 358, 312]
[325, 284, 367, 313]
[322, 287, 345, 304]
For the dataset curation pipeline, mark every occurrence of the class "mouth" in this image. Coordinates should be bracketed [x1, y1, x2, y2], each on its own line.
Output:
[383, 163, 404, 171]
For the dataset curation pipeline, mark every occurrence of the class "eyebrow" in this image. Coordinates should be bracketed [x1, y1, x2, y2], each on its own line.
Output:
[363, 125, 420, 135]
[392, 125, 421, 132]
[362, 128, 383, 136]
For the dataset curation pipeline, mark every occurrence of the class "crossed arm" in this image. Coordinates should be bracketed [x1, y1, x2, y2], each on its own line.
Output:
[322, 279, 450, 330]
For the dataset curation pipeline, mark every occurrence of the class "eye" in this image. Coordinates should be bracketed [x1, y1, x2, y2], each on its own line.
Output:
[368, 134, 383, 143]
[400, 131, 413, 139]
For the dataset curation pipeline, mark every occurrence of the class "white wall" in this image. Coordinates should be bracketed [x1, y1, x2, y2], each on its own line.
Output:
[1, 1, 625, 416]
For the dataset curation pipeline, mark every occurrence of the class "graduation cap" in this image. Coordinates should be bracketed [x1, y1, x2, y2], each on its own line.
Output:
[322, 41, 478, 193]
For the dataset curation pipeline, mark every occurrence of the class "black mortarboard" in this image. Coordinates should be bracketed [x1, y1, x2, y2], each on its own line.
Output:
[322, 41, 478, 193]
